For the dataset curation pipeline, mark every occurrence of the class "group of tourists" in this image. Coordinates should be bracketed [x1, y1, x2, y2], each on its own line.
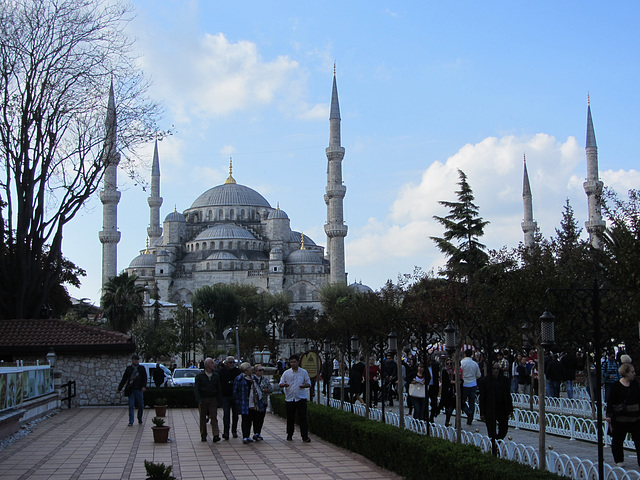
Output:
[117, 353, 311, 445]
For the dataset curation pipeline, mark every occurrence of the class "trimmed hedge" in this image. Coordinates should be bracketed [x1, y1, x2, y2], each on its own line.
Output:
[144, 387, 198, 408]
[270, 394, 559, 480]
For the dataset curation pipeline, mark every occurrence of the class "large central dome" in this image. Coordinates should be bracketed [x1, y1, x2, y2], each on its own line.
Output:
[190, 182, 271, 209]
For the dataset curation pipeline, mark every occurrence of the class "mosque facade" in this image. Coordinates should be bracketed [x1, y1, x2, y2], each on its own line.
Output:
[104, 74, 349, 312]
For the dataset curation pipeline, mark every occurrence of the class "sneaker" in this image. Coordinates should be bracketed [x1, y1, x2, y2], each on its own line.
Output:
[213, 435, 221, 443]
[616, 462, 625, 467]
[302, 437, 311, 443]
[222, 433, 229, 440]
[242, 438, 253, 444]
[201, 436, 207, 442]
[232, 432, 238, 438]
[286, 435, 293, 441]
[138, 420, 143, 425]
[128, 423, 133, 426]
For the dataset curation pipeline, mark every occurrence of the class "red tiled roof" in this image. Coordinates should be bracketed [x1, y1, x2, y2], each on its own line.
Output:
[0, 319, 135, 354]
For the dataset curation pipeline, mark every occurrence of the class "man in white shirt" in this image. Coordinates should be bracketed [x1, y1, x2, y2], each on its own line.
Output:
[460, 348, 481, 425]
[279, 354, 311, 442]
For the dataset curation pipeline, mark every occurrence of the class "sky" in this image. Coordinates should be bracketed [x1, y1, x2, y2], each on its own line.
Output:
[65, 1, 640, 304]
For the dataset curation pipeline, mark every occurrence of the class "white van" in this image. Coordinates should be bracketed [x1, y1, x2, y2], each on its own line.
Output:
[140, 363, 174, 387]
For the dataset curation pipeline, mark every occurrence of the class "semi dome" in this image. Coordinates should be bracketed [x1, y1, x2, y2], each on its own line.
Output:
[290, 231, 316, 246]
[164, 210, 186, 223]
[195, 224, 257, 241]
[191, 183, 271, 209]
[208, 251, 238, 260]
[129, 252, 156, 268]
[286, 249, 323, 265]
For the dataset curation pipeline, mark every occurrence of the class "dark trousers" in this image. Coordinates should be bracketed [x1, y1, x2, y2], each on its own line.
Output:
[461, 386, 476, 423]
[241, 409, 259, 439]
[199, 397, 219, 439]
[128, 389, 144, 424]
[485, 414, 509, 440]
[368, 382, 379, 407]
[428, 385, 439, 420]
[611, 421, 640, 465]
[221, 395, 238, 436]
[254, 410, 266, 435]
[285, 399, 308, 439]
[411, 396, 426, 420]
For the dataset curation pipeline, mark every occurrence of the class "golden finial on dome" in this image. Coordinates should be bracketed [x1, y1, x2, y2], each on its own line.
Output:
[144, 237, 150, 254]
[277, 202, 280, 210]
[587, 92, 590, 106]
[300, 232, 305, 250]
[174, 205, 177, 212]
[224, 157, 236, 184]
[523, 153, 526, 164]
[333, 62, 336, 76]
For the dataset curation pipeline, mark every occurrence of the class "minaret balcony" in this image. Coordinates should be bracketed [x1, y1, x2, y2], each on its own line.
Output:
[99, 230, 121, 244]
[324, 224, 348, 237]
[100, 189, 121, 204]
[585, 219, 606, 231]
[148, 197, 163, 208]
[325, 185, 347, 199]
[583, 180, 603, 195]
[521, 220, 537, 232]
[325, 147, 345, 160]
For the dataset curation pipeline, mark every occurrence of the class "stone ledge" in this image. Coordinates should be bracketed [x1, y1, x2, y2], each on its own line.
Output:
[0, 408, 26, 439]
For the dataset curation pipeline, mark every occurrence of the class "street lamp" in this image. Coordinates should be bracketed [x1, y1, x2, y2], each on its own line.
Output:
[445, 325, 456, 354]
[253, 346, 263, 364]
[350, 335, 359, 355]
[323, 339, 332, 406]
[46, 348, 57, 368]
[537, 308, 555, 471]
[387, 330, 398, 354]
[261, 346, 271, 365]
[269, 307, 279, 357]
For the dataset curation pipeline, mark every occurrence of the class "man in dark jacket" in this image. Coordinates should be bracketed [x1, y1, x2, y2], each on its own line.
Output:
[427, 356, 440, 422]
[117, 354, 147, 426]
[218, 356, 240, 440]
[194, 357, 222, 442]
[349, 357, 366, 404]
[479, 361, 513, 455]
[382, 354, 398, 406]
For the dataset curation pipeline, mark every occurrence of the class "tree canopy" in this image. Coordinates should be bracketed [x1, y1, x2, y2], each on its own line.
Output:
[0, 0, 161, 319]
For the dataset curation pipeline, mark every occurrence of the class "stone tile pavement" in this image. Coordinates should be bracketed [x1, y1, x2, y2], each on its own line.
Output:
[0, 406, 402, 480]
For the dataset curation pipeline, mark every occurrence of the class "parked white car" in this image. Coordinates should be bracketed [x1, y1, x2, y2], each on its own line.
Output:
[139, 363, 174, 387]
[172, 368, 202, 386]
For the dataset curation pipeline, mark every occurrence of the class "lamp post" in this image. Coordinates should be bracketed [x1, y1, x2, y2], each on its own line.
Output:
[323, 338, 332, 406]
[268, 307, 279, 358]
[537, 309, 555, 471]
[388, 330, 405, 428]
[253, 346, 263, 364]
[445, 324, 461, 442]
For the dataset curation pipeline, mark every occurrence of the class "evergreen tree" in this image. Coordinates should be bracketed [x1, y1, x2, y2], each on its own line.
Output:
[431, 169, 489, 281]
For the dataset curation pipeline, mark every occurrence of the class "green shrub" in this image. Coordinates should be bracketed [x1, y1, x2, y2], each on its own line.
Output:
[270, 394, 559, 480]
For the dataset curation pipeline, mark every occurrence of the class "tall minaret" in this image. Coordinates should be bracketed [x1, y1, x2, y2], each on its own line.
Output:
[324, 67, 348, 284]
[99, 80, 122, 292]
[147, 139, 163, 242]
[583, 96, 606, 248]
[521, 154, 537, 248]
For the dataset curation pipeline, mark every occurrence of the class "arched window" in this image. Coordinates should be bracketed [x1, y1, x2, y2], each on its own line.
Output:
[230, 261, 235, 270]
[253, 242, 256, 249]
[249, 263, 253, 270]
[195, 243, 199, 251]
[230, 209, 234, 220]
[206, 262, 210, 270]
[245, 241, 249, 249]
[240, 209, 245, 219]
[260, 263, 264, 269]
[218, 262, 222, 270]
[299, 284, 307, 301]
[219, 209, 223, 220]
[202, 242, 207, 250]
[207, 210, 212, 221]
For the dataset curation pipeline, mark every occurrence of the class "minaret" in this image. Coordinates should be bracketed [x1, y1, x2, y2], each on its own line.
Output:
[521, 154, 537, 248]
[99, 80, 122, 292]
[583, 96, 606, 248]
[324, 67, 348, 284]
[147, 139, 163, 242]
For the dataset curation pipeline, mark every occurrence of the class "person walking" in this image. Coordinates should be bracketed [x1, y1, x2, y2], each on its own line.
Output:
[408, 362, 428, 420]
[279, 354, 312, 442]
[218, 356, 240, 440]
[427, 356, 440, 422]
[479, 361, 513, 455]
[253, 364, 272, 441]
[233, 362, 265, 444]
[606, 363, 640, 468]
[603, 351, 621, 403]
[367, 358, 381, 407]
[349, 357, 366, 404]
[117, 354, 147, 426]
[194, 357, 222, 443]
[438, 358, 457, 427]
[460, 349, 481, 425]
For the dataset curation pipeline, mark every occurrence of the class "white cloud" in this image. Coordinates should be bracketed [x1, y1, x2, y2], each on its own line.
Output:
[345, 133, 621, 289]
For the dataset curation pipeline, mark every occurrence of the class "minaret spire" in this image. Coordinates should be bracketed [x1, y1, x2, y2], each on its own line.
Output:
[324, 68, 347, 283]
[521, 154, 537, 248]
[583, 97, 605, 248]
[147, 138, 163, 240]
[99, 79, 122, 295]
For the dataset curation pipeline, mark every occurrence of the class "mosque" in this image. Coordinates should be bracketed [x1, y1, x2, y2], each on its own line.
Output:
[99, 73, 350, 313]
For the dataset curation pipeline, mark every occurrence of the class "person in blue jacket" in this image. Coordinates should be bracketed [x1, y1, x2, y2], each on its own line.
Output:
[233, 362, 264, 444]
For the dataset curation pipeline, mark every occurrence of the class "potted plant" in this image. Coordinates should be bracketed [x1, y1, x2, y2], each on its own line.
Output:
[151, 417, 170, 443]
[154, 397, 168, 417]
[144, 460, 176, 480]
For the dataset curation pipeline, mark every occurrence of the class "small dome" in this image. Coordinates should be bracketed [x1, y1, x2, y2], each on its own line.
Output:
[164, 210, 186, 223]
[350, 282, 373, 294]
[268, 208, 289, 220]
[287, 249, 323, 265]
[290, 231, 316, 246]
[208, 251, 238, 260]
[129, 252, 156, 268]
[195, 224, 257, 241]
[191, 183, 271, 209]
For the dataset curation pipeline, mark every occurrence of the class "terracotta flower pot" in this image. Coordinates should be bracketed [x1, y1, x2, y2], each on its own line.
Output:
[154, 405, 167, 417]
[152, 426, 170, 443]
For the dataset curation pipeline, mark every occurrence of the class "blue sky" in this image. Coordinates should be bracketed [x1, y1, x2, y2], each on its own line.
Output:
[65, 1, 640, 304]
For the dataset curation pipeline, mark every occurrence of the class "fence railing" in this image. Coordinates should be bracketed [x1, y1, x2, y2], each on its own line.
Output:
[0, 365, 54, 413]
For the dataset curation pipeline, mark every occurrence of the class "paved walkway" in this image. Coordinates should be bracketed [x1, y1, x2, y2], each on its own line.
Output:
[0, 406, 402, 480]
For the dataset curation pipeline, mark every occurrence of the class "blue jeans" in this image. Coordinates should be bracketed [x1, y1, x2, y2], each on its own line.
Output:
[548, 380, 561, 397]
[411, 396, 426, 420]
[565, 380, 574, 399]
[128, 389, 144, 424]
[461, 385, 476, 423]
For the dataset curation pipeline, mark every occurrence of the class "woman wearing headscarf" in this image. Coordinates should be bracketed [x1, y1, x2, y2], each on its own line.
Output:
[233, 362, 265, 444]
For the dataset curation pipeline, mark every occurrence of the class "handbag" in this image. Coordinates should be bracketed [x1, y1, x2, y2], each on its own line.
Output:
[409, 382, 425, 398]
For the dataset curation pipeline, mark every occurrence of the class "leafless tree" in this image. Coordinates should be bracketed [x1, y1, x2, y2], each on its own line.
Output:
[0, 0, 162, 319]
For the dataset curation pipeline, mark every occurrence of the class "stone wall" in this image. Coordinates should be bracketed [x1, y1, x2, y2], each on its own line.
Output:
[20, 353, 131, 406]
